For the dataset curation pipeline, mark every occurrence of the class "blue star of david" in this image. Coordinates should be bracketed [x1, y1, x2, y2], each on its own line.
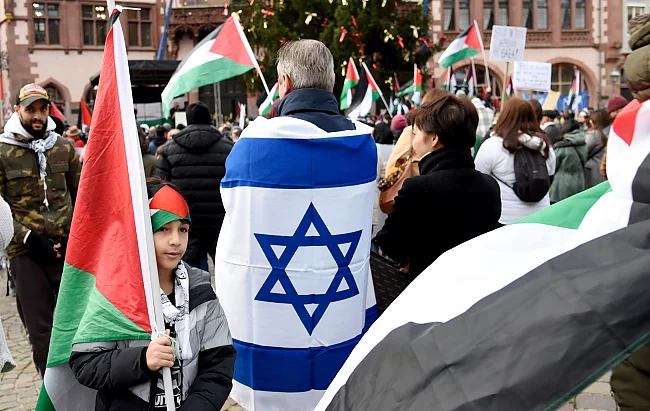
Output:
[254, 203, 362, 335]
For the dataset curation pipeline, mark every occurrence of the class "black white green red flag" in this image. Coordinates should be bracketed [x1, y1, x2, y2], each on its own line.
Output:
[317, 99, 650, 411]
[347, 62, 383, 120]
[340, 57, 360, 111]
[259, 82, 279, 116]
[397, 64, 422, 102]
[569, 67, 581, 113]
[438, 21, 483, 68]
[78, 98, 92, 132]
[37, 8, 164, 410]
[161, 14, 267, 115]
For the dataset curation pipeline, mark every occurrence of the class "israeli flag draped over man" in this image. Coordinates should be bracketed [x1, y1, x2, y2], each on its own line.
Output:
[214, 40, 378, 411]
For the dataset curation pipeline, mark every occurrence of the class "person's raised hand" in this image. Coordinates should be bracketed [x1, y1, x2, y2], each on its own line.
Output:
[146, 330, 174, 371]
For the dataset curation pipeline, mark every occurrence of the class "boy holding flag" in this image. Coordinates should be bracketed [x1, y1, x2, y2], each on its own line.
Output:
[69, 180, 236, 410]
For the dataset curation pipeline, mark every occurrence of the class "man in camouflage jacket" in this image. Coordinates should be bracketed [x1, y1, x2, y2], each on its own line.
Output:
[0, 84, 81, 375]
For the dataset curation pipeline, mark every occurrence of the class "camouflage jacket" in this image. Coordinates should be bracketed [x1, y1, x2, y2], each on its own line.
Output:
[0, 133, 81, 259]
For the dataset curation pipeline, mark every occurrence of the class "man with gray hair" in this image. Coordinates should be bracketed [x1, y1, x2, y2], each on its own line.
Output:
[214, 39, 378, 411]
[271, 39, 355, 131]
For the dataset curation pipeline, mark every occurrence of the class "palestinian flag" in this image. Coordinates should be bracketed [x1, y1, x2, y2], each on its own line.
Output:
[259, 82, 279, 116]
[504, 75, 514, 101]
[569, 67, 581, 113]
[396, 64, 422, 100]
[470, 59, 478, 98]
[161, 14, 263, 115]
[316, 98, 650, 411]
[392, 73, 400, 95]
[37, 8, 162, 410]
[443, 66, 456, 92]
[438, 20, 483, 68]
[49, 102, 66, 122]
[340, 57, 360, 111]
[347, 62, 382, 120]
[78, 98, 92, 132]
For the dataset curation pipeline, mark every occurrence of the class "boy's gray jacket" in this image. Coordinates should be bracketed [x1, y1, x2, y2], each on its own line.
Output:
[69, 265, 236, 411]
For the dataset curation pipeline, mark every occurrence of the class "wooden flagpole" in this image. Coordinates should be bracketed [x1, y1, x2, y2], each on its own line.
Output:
[107, 0, 175, 409]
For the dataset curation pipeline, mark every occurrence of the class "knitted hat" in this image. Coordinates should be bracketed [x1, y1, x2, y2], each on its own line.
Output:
[148, 184, 191, 232]
[391, 114, 407, 131]
[607, 96, 629, 114]
[186, 101, 212, 125]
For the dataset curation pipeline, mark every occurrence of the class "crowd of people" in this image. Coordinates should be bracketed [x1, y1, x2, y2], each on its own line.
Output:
[0, 12, 646, 411]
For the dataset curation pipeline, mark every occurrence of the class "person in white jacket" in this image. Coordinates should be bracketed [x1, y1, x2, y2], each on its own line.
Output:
[475, 98, 556, 225]
[0, 195, 16, 374]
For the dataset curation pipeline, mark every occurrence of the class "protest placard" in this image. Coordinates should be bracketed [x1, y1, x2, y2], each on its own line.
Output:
[490, 25, 527, 62]
[513, 61, 552, 92]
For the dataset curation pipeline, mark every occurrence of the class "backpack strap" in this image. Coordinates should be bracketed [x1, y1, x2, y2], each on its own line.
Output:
[491, 173, 513, 189]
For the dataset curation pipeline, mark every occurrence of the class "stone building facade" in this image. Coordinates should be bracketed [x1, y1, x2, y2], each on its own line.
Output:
[429, 0, 637, 108]
[0, 0, 645, 121]
[0, 0, 162, 119]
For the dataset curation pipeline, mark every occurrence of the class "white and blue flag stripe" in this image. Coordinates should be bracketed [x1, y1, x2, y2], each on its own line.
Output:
[215, 115, 378, 411]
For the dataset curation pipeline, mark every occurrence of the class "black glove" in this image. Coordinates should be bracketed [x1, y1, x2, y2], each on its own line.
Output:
[25, 231, 58, 260]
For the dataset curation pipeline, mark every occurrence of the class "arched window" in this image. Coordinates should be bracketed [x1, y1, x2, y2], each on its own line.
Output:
[44, 84, 65, 108]
[551, 64, 588, 95]
[451, 66, 502, 99]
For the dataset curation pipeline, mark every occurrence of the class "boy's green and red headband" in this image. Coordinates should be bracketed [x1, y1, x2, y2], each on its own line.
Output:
[148, 185, 191, 232]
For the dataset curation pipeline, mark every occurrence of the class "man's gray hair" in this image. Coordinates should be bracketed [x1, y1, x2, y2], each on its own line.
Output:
[276, 40, 335, 92]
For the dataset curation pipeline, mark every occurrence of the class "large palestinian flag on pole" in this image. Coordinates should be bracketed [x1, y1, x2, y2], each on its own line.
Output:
[37, 7, 163, 410]
[340, 57, 360, 111]
[316, 99, 650, 411]
[438, 22, 483, 68]
[161, 14, 266, 114]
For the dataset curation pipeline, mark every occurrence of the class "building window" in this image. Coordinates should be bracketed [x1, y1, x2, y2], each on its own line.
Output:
[181, 0, 208, 5]
[484, 0, 508, 30]
[484, 0, 494, 30]
[576, 0, 586, 29]
[561, 0, 571, 29]
[82, 5, 108, 46]
[44, 85, 65, 109]
[33, 2, 60, 45]
[444, 0, 455, 31]
[498, 0, 509, 26]
[443, 0, 470, 32]
[523, 0, 548, 30]
[623, 2, 650, 52]
[561, 0, 588, 30]
[127, 8, 152, 47]
[537, 0, 548, 29]
[459, 0, 470, 31]
[523, 0, 533, 29]
[551, 64, 587, 95]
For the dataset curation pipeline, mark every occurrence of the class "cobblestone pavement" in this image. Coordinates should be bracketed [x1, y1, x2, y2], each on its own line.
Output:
[0, 266, 620, 411]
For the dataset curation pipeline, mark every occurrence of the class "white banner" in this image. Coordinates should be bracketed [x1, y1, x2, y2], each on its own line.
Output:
[513, 61, 552, 92]
[489, 25, 527, 62]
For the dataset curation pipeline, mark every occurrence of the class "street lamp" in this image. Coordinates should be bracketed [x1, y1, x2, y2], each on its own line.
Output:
[609, 69, 621, 97]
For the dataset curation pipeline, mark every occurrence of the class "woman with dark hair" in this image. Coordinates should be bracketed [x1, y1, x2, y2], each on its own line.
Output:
[584, 109, 611, 188]
[475, 98, 556, 224]
[550, 117, 587, 203]
[374, 91, 501, 279]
